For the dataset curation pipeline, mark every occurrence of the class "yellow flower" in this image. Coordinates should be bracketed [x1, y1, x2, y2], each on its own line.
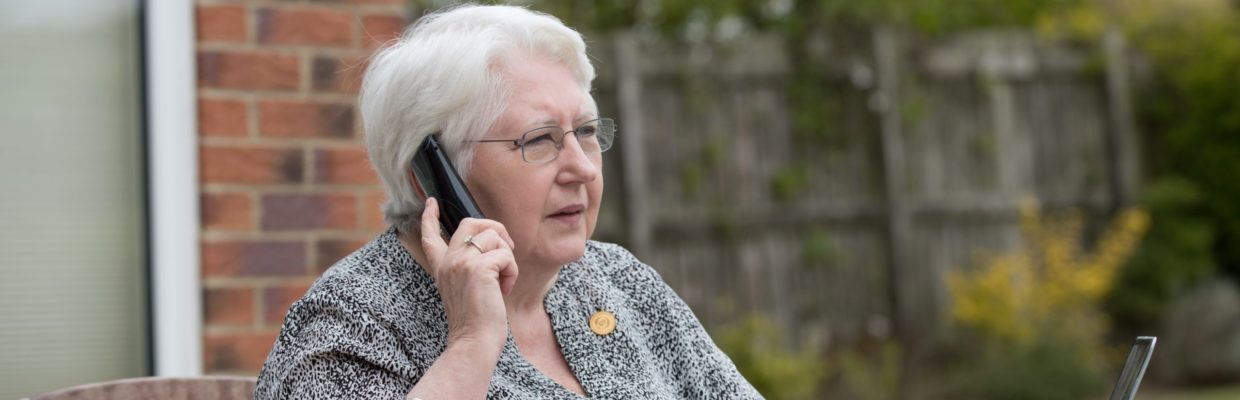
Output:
[949, 202, 1149, 346]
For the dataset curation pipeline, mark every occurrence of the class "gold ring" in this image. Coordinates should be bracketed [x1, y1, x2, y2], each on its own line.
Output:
[463, 235, 484, 253]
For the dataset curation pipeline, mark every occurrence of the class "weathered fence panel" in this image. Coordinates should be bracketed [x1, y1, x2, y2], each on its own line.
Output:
[589, 28, 1136, 370]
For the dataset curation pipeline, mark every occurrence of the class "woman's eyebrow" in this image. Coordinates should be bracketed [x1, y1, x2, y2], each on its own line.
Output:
[518, 117, 557, 130]
[528, 114, 595, 128]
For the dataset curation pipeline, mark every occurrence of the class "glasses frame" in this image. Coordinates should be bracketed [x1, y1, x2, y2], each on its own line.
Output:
[470, 118, 616, 164]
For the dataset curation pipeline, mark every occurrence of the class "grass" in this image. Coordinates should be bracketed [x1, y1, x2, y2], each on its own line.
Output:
[1136, 385, 1240, 400]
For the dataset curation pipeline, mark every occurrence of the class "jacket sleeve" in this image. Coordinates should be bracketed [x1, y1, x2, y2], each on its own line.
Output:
[254, 290, 420, 400]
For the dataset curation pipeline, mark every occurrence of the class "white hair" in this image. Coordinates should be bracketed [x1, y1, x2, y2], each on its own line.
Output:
[361, 4, 596, 234]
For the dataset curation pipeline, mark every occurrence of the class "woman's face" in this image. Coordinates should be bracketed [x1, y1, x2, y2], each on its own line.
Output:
[465, 53, 603, 269]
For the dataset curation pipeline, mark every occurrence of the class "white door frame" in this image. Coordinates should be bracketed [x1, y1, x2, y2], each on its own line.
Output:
[144, 0, 202, 376]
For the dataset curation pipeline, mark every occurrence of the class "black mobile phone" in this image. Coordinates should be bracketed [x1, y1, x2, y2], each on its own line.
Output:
[410, 134, 485, 236]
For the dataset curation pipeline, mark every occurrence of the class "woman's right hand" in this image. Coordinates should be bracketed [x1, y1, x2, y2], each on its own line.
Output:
[419, 197, 519, 348]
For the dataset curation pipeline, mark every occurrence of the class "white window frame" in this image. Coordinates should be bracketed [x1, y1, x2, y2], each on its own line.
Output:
[144, 0, 202, 376]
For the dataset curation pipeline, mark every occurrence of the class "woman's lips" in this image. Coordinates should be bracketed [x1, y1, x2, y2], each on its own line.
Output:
[548, 205, 585, 224]
[549, 204, 584, 216]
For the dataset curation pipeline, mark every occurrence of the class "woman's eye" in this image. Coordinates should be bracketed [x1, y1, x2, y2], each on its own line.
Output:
[576, 125, 598, 136]
[524, 133, 555, 146]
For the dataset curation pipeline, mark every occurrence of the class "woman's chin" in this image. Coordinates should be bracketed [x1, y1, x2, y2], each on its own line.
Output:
[534, 236, 588, 267]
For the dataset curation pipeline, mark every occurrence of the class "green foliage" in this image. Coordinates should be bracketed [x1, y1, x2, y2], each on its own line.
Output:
[1131, 5, 1240, 278]
[787, 70, 845, 149]
[834, 341, 902, 400]
[413, 0, 1085, 42]
[899, 94, 929, 127]
[821, 0, 1086, 35]
[1109, 177, 1217, 326]
[1131, 10, 1240, 282]
[947, 337, 1108, 400]
[680, 137, 727, 200]
[712, 315, 828, 400]
[801, 227, 840, 267]
[770, 164, 810, 202]
[1038, 0, 1240, 330]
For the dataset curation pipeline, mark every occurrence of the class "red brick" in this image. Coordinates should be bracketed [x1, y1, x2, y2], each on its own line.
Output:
[364, 191, 387, 230]
[198, 51, 299, 91]
[202, 192, 254, 230]
[314, 146, 377, 184]
[312, 55, 367, 94]
[201, 145, 303, 184]
[258, 100, 354, 139]
[199, 98, 248, 137]
[315, 238, 370, 273]
[203, 287, 255, 326]
[262, 282, 312, 324]
[361, 14, 406, 49]
[257, 7, 352, 47]
[197, 4, 248, 43]
[202, 240, 307, 278]
[204, 331, 278, 373]
[261, 193, 358, 230]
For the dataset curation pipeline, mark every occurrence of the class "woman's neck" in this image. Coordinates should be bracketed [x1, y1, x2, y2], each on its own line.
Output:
[396, 229, 559, 316]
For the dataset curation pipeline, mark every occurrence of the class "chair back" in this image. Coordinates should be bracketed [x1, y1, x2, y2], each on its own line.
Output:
[27, 376, 256, 400]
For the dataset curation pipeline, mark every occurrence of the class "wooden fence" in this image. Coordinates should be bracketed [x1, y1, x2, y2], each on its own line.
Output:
[586, 28, 1139, 374]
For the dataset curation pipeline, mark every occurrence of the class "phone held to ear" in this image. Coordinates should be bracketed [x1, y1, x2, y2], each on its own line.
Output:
[410, 134, 485, 236]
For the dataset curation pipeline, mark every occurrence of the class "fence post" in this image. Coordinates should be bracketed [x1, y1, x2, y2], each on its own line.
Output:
[981, 37, 1027, 197]
[614, 32, 653, 258]
[1103, 26, 1140, 209]
[874, 26, 917, 398]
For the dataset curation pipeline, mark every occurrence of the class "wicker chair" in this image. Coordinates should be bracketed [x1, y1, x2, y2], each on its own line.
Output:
[26, 376, 257, 400]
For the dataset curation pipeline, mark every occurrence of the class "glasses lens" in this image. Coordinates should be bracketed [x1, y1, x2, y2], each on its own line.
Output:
[575, 121, 602, 153]
[593, 118, 615, 152]
[521, 128, 560, 163]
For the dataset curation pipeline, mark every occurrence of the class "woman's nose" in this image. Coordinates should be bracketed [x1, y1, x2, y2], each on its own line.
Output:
[555, 134, 599, 183]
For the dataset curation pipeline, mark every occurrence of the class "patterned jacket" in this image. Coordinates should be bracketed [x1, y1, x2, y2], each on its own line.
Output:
[254, 228, 762, 399]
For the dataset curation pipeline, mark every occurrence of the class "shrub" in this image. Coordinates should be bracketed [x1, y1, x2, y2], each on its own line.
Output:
[712, 315, 828, 400]
[945, 201, 1149, 399]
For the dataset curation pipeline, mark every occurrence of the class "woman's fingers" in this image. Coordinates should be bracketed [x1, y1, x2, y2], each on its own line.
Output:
[454, 229, 518, 295]
[472, 247, 519, 295]
[497, 254, 518, 295]
[452, 218, 515, 250]
[459, 229, 504, 252]
[420, 197, 448, 268]
[422, 205, 518, 292]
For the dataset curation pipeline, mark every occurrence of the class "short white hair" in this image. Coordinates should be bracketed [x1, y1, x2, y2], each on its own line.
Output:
[361, 4, 596, 233]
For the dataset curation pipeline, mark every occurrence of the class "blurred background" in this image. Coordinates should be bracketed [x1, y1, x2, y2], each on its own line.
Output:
[2, 0, 1239, 399]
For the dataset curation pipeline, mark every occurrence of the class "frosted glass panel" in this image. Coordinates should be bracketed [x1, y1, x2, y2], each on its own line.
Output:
[0, 0, 148, 398]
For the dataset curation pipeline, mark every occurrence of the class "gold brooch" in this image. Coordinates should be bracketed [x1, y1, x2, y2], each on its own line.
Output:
[589, 310, 616, 336]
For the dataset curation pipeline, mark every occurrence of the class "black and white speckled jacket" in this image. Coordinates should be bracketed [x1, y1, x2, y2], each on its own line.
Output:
[254, 228, 762, 399]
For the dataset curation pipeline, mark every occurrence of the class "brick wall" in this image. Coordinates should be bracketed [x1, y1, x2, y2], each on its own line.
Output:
[195, 0, 409, 375]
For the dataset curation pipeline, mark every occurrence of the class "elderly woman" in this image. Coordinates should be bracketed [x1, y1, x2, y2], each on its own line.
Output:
[255, 5, 759, 399]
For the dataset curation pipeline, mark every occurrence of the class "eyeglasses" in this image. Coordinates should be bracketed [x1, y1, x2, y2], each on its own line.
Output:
[471, 118, 616, 164]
